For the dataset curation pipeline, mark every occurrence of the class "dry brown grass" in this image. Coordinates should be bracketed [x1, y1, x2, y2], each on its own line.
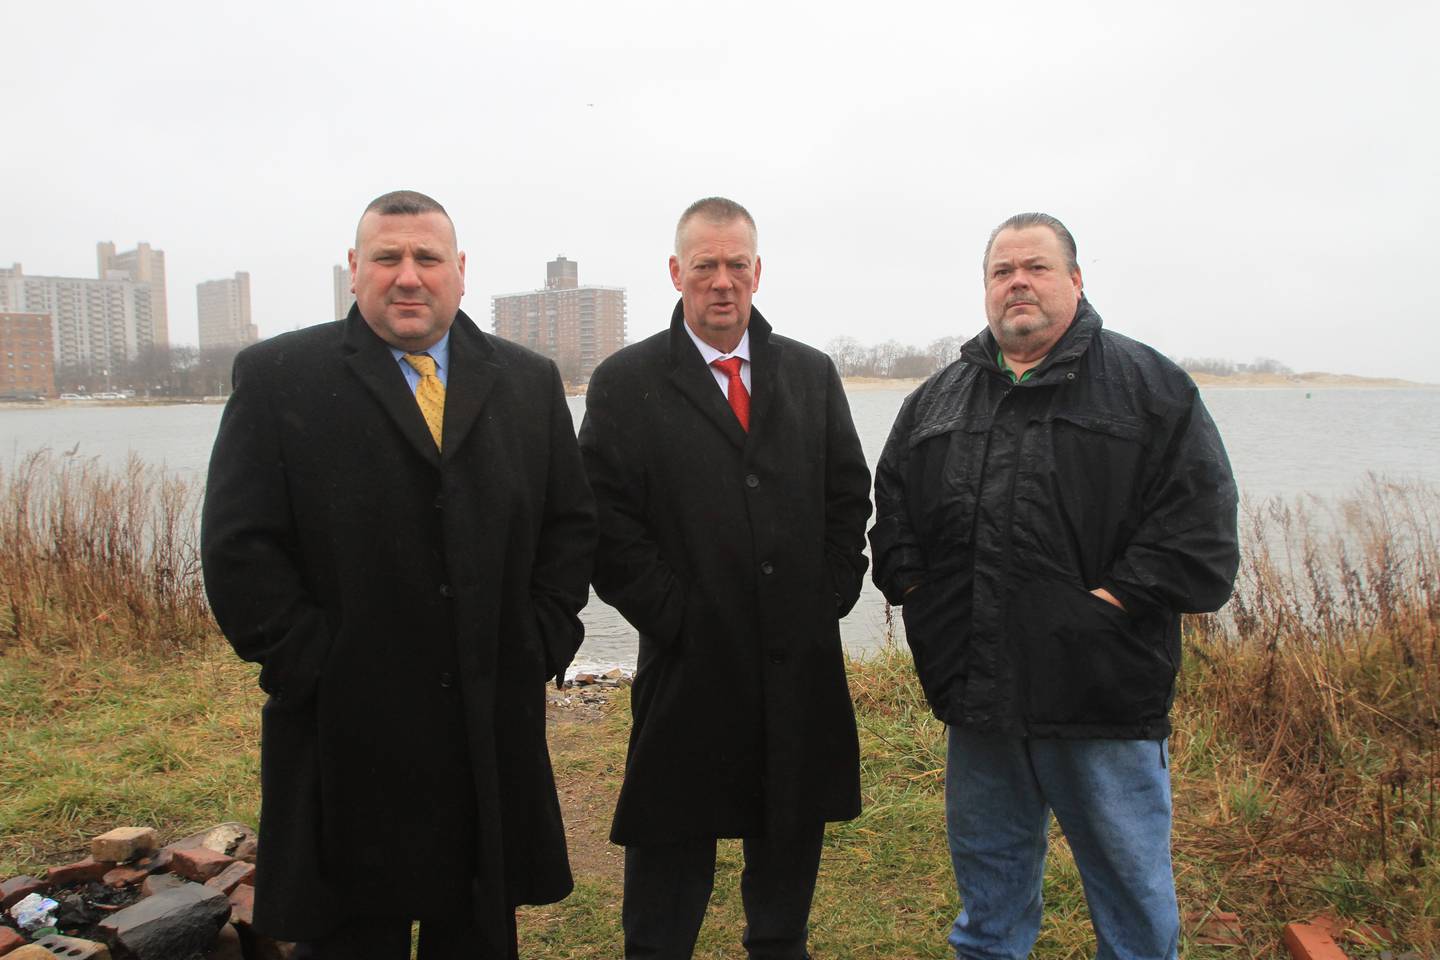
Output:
[0, 450, 211, 653]
[1175, 478, 1439, 950]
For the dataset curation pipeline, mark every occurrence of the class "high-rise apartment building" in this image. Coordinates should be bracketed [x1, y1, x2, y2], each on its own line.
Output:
[0, 262, 157, 373]
[197, 272, 257, 350]
[97, 241, 168, 347]
[0, 312, 56, 397]
[491, 256, 626, 382]
[333, 264, 355, 321]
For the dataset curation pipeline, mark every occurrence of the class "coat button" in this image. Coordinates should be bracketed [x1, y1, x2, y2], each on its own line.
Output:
[439, 672, 454, 688]
[438, 583, 454, 598]
[434, 495, 444, 509]
[768, 649, 786, 663]
[745, 474, 760, 488]
[760, 561, 774, 575]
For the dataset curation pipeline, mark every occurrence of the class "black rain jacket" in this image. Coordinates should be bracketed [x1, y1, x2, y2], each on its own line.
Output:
[869, 299, 1239, 739]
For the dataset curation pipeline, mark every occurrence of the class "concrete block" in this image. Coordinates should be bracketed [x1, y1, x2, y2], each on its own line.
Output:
[90, 828, 158, 864]
[1, 876, 47, 911]
[44, 859, 112, 887]
[96, 881, 231, 960]
[203, 862, 255, 895]
[1283, 922, 1350, 960]
[170, 848, 234, 884]
[30, 935, 112, 959]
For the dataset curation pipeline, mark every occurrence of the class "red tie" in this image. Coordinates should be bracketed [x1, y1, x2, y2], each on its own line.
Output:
[711, 357, 750, 432]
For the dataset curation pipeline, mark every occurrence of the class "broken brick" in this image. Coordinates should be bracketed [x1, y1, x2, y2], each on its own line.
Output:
[141, 873, 188, 898]
[204, 862, 255, 895]
[1283, 922, 1349, 960]
[1, 875, 47, 910]
[171, 847, 234, 884]
[91, 827, 158, 864]
[46, 858, 114, 886]
[227, 883, 254, 928]
[0, 926, 28, 956]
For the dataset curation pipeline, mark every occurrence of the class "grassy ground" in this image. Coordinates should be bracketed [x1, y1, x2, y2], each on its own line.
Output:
[3, 633, 1435, 957]
[2, 454, 1436, 956]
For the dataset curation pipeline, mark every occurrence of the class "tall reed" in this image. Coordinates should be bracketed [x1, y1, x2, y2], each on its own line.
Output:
[0, 450, 211, 653]
[1178, 477, 1438, 945]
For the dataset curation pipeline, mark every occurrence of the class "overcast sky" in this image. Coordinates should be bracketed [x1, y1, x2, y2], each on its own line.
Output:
[3, 0, 1436, 380]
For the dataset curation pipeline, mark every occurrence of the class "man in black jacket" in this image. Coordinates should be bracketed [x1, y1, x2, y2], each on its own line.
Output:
[870, 213, 1238, 960]
[580, 197, 872, 959]
[202, 190, 595, 959]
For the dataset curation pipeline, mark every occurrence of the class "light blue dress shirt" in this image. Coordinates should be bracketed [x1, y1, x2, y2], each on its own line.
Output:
[388, 330, 451, 393]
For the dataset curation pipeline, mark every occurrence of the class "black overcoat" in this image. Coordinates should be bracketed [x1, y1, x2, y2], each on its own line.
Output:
[578, 304, 871, 845]
[200, 308, 596, 949]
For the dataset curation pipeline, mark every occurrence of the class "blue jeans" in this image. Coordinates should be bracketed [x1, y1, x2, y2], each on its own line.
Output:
[944, 728, 1179, 960]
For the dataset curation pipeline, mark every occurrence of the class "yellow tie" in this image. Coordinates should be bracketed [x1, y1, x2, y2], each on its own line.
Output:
[402, 353, 445, 451]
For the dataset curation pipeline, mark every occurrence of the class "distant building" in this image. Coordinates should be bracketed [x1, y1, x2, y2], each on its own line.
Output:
[0, 262, 158, 373]
[491, 256, 626, 382]
[197, 272, 257, 351]
[0, 312, 56, 397]
[333, 264, 355, 321]
[97, 241, 168, 348]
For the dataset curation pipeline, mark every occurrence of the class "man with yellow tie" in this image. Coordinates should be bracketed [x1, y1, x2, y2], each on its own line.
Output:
[201, 190, 596, 959]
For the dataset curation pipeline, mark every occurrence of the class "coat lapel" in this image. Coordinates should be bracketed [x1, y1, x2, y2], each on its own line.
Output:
[341, 307, 440, 468]
[744, 309, 780, 444]
[441, 311, 500, 460]
[665, 302, 748, 451]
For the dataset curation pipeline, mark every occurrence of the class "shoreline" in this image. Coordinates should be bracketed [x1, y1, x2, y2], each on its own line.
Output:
[3, 372, 1433, 411]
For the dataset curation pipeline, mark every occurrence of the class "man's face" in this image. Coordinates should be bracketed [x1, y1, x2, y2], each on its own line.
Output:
[983, 226, 1082, 357]
[670, 217, 762, 351]
[349, 211, 466, 351]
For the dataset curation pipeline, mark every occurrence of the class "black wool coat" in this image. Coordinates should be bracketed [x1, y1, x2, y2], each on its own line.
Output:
[200, 308, 596, 948]
[578, 304, 872, 845]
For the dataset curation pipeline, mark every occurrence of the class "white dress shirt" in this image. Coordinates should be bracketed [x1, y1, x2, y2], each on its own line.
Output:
[683, 323, 751, 397]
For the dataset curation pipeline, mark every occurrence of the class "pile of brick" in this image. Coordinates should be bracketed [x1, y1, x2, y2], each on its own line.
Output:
[0, 823, 290, 960]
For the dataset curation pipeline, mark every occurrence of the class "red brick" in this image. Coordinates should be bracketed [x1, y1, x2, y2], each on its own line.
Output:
[1, 875, 47, 910]
[45, 857, 113, 886]
[171, 847, 234, 883]
[102, 850, 171, 888]
[0, 926, 28, 956]
[1283, 922, 1350, 960]
[204, 861, 255, 895]
[227, 883, 255, 928]
[141, 873, 188, 898]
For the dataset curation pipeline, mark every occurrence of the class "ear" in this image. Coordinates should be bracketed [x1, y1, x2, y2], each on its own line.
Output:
[1070, 265, 1083, 295]
[347, 248, 358, 293]
[752, 255, 762, 292]
[669, 255, 682, 291]
[458, 251, 467, 294]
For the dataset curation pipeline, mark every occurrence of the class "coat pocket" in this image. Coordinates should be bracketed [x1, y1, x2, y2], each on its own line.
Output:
[899, 571, 971, 717]
[1010, 578, 1173, 728]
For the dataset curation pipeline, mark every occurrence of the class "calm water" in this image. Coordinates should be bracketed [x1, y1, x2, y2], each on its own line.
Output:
[4, 386, 1439, 671]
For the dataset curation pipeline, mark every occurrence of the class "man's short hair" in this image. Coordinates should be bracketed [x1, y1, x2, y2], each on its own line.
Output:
[357, 190, 455, 246]
[982, 212, 1078, 276]
[675, 197, 758, 256]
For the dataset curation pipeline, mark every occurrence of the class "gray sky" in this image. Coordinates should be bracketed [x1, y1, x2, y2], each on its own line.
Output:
[4, 0, 1436, 380]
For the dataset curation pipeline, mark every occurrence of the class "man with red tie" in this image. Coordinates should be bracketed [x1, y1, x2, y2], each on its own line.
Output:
[579, 197, 873, 959]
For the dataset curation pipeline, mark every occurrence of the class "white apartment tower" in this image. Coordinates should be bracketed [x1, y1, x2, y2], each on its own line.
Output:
[197, 272, 257, 350]
[97, 242, 168, 347]
[0, 262, 156, 373]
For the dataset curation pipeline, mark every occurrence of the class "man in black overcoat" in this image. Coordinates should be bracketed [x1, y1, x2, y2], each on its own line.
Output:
[578, 197, 872, 959]
[201, 190, 596, 959]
